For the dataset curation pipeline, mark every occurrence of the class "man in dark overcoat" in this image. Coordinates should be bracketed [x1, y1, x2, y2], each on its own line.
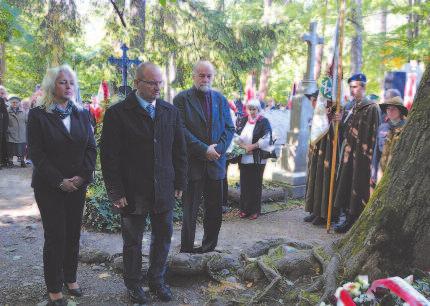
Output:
[173, 60, 234, 253]
[100, 62, 187, 304]
[333, 73, 381, 233]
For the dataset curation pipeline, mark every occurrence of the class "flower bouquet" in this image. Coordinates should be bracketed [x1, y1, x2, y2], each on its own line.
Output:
[226, 134, 246, 163]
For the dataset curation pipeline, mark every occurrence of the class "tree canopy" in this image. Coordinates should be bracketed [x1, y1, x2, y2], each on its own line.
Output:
[0, 0, 428, 102]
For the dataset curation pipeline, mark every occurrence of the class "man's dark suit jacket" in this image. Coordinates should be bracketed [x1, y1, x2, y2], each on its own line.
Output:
[27, 105, 97, 190]
[100, 92, 188, 214]
[173, 88, 234, 181]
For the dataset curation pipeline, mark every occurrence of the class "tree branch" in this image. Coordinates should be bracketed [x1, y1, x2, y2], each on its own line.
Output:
[110, 0, 127, 28]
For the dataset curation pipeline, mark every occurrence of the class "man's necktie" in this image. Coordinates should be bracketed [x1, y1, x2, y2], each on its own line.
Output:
[146, 104, 155, 120]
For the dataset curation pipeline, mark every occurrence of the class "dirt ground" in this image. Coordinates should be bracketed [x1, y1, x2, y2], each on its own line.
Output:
[0, 166, 340, 305]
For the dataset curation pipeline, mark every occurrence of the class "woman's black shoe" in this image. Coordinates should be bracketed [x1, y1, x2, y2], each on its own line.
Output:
[47, 298, 67, 306]
[64, 284, 83, 297]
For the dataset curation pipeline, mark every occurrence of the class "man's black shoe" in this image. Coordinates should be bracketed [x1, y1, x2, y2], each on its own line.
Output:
[334, 215, 356, 233]
[192, 246, 203, 254]
[303, 213, 315, 222]
[128, 287, 149, 304]
[312, 216, 326, 226]
[149, 283, 173, 302]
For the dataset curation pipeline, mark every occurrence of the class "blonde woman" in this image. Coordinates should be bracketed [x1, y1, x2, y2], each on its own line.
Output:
[27, 65, 96, 306]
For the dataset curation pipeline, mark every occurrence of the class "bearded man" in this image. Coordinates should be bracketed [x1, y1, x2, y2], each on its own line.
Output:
[173, 60, 234, 253]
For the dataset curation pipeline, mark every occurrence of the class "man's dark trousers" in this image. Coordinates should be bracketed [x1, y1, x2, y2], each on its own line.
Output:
[181, 177, 223, 252]
[121, 210, 173, 289]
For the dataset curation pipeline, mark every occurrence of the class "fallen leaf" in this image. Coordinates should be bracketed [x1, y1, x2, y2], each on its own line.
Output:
[98, 272, 110, 279]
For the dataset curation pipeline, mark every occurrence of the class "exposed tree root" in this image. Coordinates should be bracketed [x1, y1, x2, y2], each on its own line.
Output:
[248, 259, 282, 305]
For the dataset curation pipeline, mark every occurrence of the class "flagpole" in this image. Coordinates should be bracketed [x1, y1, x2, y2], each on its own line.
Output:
[326, 0, 346, 233]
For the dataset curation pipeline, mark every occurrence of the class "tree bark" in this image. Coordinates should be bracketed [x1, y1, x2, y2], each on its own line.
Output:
[257, 0, 273, 101]
[350, 0, 363, 74]
[130, 0, 146, 51]
[321, 63, 430, 295]
[0, 42, 5, 85]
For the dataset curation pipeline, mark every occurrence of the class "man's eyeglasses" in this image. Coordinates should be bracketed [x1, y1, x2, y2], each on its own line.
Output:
[138, 79, 164, 87]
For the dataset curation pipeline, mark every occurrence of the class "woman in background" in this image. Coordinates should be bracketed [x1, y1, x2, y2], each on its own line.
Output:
[7, 96, 27, 167]
[236, 99, 272, 220]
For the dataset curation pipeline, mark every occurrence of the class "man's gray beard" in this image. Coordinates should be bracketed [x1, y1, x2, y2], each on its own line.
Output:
[197, 84, 211, 92]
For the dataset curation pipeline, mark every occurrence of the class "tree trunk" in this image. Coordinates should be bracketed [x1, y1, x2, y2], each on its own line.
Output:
[318, 63, 430, 300]
[379, 4, 387, 91]
[130, 0, 146, 51]
[350, 0, 363, 74]
[0, 42, 5, 85]
[257, 0, 274, 101]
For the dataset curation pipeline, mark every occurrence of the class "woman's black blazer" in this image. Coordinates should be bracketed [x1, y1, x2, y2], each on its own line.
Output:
[27, 105, 97, 190]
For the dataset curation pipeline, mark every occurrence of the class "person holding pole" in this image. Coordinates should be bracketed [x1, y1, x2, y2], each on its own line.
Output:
[332, 73, 381, 233]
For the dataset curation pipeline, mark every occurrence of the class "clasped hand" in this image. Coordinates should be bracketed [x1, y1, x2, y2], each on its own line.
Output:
[239, 142, 257, 154]
[59, 176, 84, 192]
[206, 144, 220, 161]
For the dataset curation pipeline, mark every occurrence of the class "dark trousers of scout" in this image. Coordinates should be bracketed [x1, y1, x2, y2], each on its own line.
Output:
[121, 210, 173, 289]
[239, 163, 266, 215]
[34, 187, 86, 293]
[181, 177, 223, 252]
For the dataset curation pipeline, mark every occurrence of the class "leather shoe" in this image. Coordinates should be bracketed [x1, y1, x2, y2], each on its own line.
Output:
[312, 216, 326, 226]
[128, 287, 149, 304]
[65, 286, 83, 297]
[64, 283, 83, 297]
[149, 283, 173, 302]
[334, 215, 356, 233]
[47, 298, 67, 306]
[303, 213, 316, 222]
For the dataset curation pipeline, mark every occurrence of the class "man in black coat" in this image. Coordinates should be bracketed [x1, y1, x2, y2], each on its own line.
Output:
[100, 62, 187, 304]
[173, 61, 234, 254]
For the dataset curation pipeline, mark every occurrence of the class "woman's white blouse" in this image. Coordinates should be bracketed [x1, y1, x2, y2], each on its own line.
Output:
[62, 116, 71, 133]
[239, 121, 270, 164]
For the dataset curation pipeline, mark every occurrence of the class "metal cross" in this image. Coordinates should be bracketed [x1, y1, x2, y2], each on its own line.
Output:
[108, 43, 141, 95]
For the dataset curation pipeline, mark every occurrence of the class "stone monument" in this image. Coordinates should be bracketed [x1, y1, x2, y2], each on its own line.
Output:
[272, 21, 323, 198]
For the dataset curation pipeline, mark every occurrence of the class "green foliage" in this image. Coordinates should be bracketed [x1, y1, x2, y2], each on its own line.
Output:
[0, 1, 24, 43]
[83, 170, 121, 233]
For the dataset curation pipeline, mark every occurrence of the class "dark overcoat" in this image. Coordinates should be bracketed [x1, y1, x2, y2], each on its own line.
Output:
[333, 97, 381, 216]
[27, 105, 97, 190]
[100, 92, 188, 215]
[173, 88, 234, 181]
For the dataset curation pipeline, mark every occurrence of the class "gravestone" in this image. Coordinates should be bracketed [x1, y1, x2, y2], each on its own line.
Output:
[264, 109, 290, 159]
[272, 22, 323, 198]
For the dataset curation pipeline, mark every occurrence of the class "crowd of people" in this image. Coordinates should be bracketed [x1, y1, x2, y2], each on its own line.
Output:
[0, 86, 36, 169]
[5, 57, 410, 305]
[304, 73, 409, 233]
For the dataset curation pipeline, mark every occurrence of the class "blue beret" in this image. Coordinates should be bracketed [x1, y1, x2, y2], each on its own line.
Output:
[347, 73, 367, 84]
